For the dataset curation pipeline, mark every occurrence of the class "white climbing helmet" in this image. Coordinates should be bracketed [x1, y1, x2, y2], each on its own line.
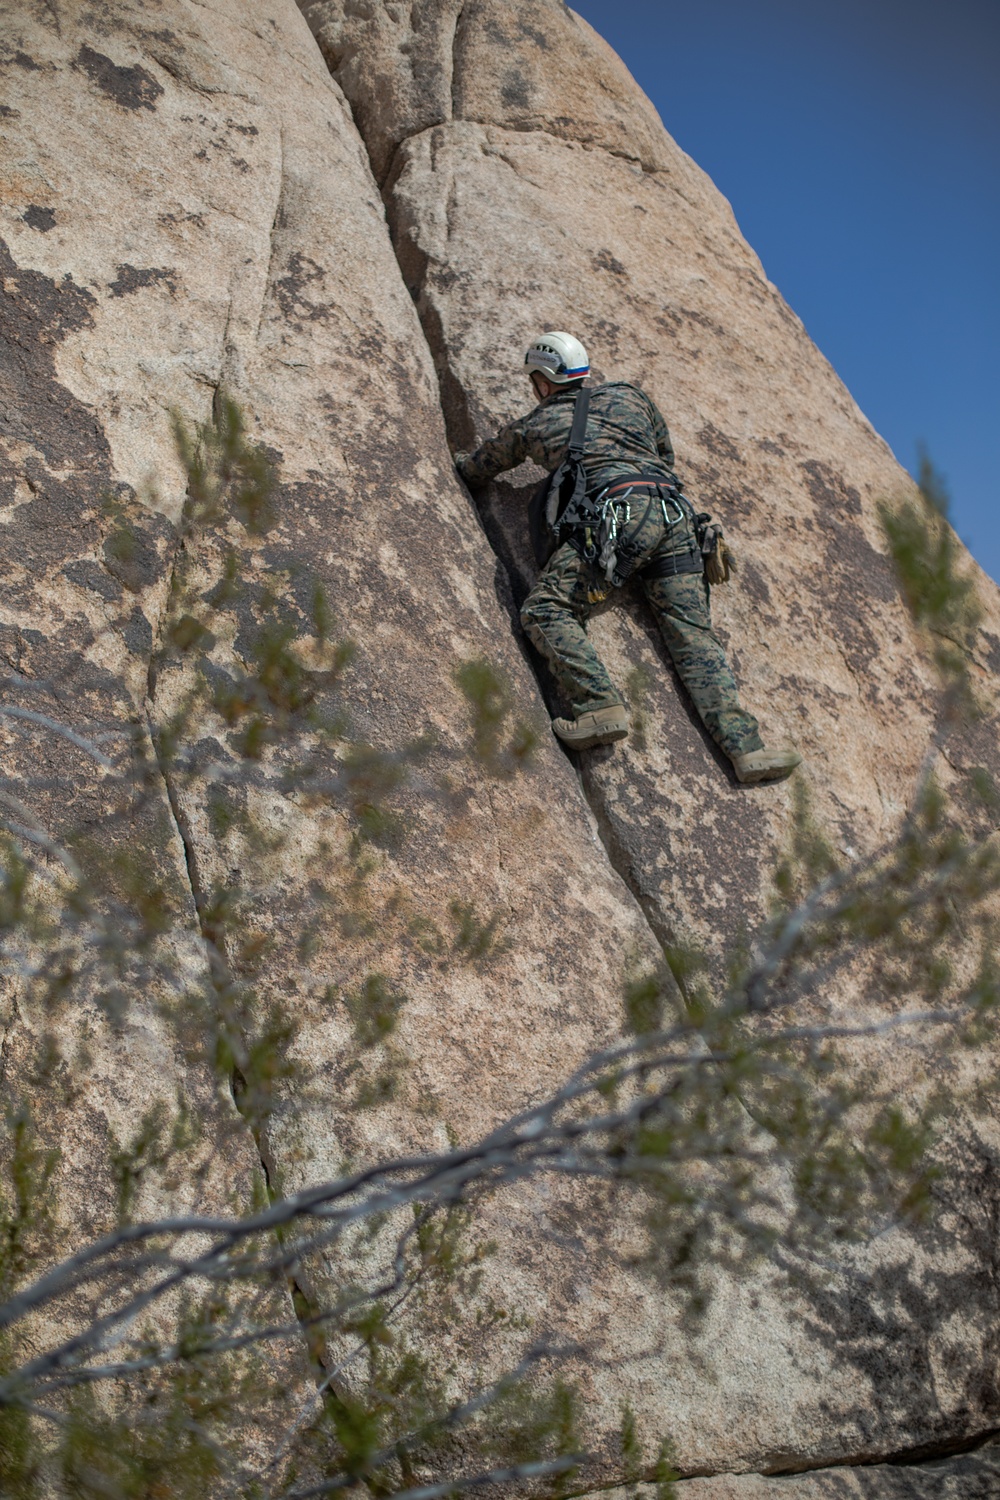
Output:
[524, 331, 590, 384]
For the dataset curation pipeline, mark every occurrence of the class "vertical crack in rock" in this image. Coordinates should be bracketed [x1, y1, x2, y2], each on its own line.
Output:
[387, 238, 692, 992]
[145, 632, 333, 1408]
[257, 125, 287, 344]
[449, 1, 467, 122]
[300, 82, 678, 974]
[143, 544, 295, 1284]
[0, 991, 24, 1091]
[280, 9, 691, 996]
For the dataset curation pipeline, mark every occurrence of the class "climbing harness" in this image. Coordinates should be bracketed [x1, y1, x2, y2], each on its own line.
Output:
[527, 391, 731, 586]
[593, 475, 699, 585]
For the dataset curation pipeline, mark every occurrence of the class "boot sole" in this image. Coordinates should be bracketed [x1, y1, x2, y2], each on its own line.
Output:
[553, 724, 629, 751]
[734, 758, 802, 785]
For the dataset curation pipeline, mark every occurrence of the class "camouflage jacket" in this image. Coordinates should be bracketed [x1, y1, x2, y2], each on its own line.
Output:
[454, 381, 677, 498]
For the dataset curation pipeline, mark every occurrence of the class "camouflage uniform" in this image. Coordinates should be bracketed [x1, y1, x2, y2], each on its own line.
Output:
[456, 380, 677, 495]
[455, 382, 763, 758]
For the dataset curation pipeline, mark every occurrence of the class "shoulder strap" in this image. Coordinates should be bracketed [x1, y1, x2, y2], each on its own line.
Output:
[529, 388, 592, 570]
[543, 387, 592, 540]
[566, 386, 591, 460]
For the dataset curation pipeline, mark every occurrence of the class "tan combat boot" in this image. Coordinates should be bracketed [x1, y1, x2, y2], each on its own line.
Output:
[731, 746, 802, 784]
[552, 704, 629, 750]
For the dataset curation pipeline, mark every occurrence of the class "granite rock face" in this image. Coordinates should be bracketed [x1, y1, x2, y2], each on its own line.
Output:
[300, 0, 671, 184]
[300, 0, 1000, 1481]
[3, 0, 1000, 1490]
[0, 3, 269, 1366]
[304, 0, 974, 963]
[0, 0, 660, 1472]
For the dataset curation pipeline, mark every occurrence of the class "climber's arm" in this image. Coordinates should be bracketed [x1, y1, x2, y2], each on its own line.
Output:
[646, 392, 676, 471]
[454, 416, 531, 487]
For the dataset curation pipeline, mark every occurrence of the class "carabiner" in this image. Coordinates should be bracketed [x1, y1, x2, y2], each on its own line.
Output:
[660, 492, 684, 527]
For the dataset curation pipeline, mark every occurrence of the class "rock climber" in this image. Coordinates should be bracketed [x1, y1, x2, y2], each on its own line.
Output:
[453, 331, 801, 785]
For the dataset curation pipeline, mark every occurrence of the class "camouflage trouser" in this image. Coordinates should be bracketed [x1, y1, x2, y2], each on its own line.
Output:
[520, 516, 763, 757]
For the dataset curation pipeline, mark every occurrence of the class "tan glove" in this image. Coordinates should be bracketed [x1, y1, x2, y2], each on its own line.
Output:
[699, 519, 737, 585]
[705, 536, 737, 585]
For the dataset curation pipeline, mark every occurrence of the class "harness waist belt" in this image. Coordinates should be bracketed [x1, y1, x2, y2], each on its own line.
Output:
[641, 549, 703, 580]
[597, 472, 680, 501]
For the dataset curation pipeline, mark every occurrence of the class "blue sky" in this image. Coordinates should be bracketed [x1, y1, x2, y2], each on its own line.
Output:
[571, 0, 1000, 583]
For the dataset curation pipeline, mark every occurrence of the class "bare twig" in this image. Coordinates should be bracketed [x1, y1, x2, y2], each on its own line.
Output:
[0, 706, 116, 768]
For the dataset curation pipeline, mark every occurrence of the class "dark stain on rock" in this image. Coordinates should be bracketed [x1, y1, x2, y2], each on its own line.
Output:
[11, 51, 42, 72]
[199, 537, 311, 670]
[739, 559, 773, 609]
[108, 264, 177, 297]
[500, 70, 531, 110]
[800, 458, 862, 519]
[698, 421, 741, 466]
[63, 559, 123, 603]
[656, 309, 683, 337]
[479, 14, 553, 54]
[120, 605, 153, 657]
[794, 1129, 1000, 1453]
[683, 459, 748, 518]
[516, 16, 552, 49]
[1, 237, 100, 467]
[226, 118, 259, 136]
[75, 44, 163, 112]
[0, 231, 138, 762]
[103, 507, 172, 593]
[982, 633, 1000, 677]
[158, 209, 205, 231]
[22, 205, 56, 233]
[275, 253, 332, 323]
[671, 306, 728, 338]
[593, 249, 627, 277]
[944, 711, 1000, 798]
[797, 459, 899, 688]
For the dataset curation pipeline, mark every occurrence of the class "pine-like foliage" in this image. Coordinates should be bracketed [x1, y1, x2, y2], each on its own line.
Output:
[0, 425, 995, 1497]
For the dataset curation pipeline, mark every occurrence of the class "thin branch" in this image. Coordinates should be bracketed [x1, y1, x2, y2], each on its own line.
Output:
[283, 1346, 578, 1500]
[0, 812, 84, 883]
[0, 994, 970, 1393]
[0, 706, 116, 768]
[340, 1456, 583, 1500]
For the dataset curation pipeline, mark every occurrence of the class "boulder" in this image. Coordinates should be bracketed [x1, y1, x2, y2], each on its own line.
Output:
[4, 0, 1000, 1486]
[1, 0, 660, 1478]
[0, 3, 269, 1370]
[300, 0, 1000, 1481]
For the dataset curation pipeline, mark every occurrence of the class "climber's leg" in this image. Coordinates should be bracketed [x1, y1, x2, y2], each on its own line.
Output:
[641, 570, 763, 756]
[521, 543, 630, 747]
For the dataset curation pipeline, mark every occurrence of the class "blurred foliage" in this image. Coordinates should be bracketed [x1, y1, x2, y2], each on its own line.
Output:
[878, 451, 984, 704]
[624, 665, 653, 754]
[453, 657, 540, 775]
[0, 412, 996, 1499]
